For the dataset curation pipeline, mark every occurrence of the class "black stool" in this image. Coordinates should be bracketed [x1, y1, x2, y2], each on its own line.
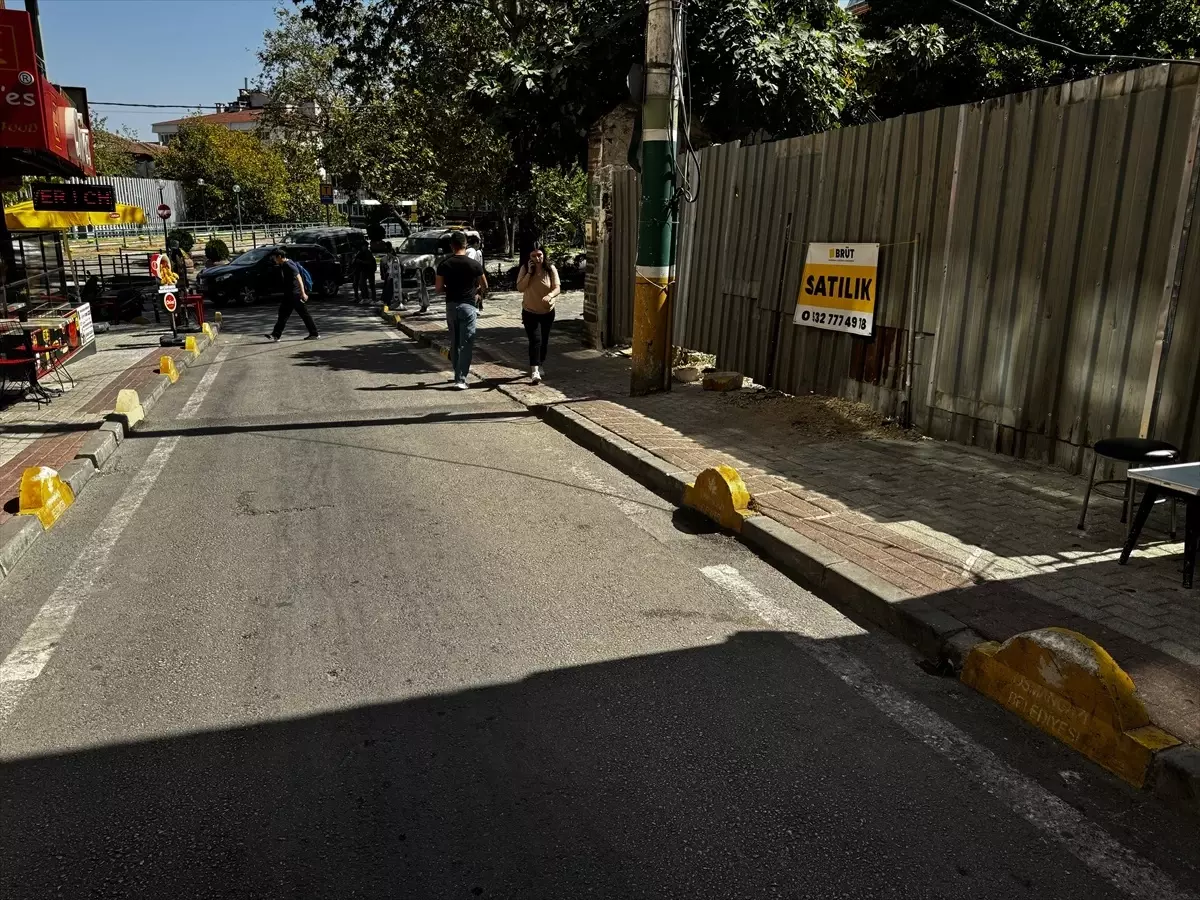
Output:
[1078, 437, 1178, 533]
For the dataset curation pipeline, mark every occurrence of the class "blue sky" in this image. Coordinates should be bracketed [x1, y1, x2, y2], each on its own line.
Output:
[13, 0, 282, 140]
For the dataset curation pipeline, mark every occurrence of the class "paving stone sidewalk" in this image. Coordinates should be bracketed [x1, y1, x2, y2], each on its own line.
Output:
[0, 325, 191, 525]
[397, 290, 1200, 744]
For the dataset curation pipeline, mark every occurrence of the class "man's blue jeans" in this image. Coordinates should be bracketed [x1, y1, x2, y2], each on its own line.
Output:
[446, 301, 478, 382]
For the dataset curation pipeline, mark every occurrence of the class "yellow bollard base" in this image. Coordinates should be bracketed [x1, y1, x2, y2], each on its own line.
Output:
[160, 355, 179, 384]
[18, 465, 75, 529]
[961, 628, 1181, 786]
[684, 465, 756, 532]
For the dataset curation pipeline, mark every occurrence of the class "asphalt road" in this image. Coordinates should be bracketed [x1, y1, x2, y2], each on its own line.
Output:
[0, 299, 1197, 900]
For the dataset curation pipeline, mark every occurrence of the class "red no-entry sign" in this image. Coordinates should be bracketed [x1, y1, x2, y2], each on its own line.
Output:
[162, 292, 177, 312]
[157, 203, 171, 220]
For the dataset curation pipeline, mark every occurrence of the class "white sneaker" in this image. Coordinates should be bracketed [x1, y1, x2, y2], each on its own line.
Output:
[453, 380, 469, 391]
[531, 366, 542, 384]
[397, 303, 408, 312]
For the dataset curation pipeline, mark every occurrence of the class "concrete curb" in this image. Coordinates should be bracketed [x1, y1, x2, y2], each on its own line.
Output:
[0, 324, 222, 587]
[383, 309, 1200, 815]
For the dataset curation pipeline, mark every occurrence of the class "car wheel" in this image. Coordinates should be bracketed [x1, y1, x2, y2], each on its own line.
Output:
[320, 278, 339, 299]
[238, 285, 257, 306]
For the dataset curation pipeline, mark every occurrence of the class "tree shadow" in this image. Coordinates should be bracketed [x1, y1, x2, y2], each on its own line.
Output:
[3, 631, 1191, 898]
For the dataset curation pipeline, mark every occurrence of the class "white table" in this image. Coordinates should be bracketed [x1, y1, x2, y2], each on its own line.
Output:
[1120, 461, 1199, 588]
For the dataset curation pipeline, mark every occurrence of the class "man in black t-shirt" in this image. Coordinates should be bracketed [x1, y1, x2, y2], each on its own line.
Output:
[265, 249, 320, 342]
[435, 231, 487, 389]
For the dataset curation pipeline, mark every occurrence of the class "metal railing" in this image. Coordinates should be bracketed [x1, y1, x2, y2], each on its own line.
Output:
[65, 221, 339, 257]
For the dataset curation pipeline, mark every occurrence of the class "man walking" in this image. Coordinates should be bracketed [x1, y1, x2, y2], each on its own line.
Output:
[435, 231, 487, 389]
[353, 246, 378, 304]
[265, 249, 320, 342]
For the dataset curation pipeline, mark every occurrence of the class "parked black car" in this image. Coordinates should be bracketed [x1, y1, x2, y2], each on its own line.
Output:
[282, 226, 371, 274]
[197, 243, 343, 307]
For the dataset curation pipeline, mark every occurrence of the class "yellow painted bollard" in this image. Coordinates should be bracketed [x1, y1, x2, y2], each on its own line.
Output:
[214, 311, 223, 326]
[184, 335, 198, 357]
[114, 388, 144, 429]
[160, 355, 179, 384]
[961, 627, 1181, 786]
[201, 323, 214, 339]
[683, 465, 756, 532]
[18, 466, 74, 528]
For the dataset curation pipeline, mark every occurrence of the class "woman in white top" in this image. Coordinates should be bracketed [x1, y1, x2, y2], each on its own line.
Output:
[516, 244, 560, 384]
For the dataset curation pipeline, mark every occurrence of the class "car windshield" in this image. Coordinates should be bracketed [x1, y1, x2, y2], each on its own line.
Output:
[402, 237, 443, 256]
[230, 247, 273, 266]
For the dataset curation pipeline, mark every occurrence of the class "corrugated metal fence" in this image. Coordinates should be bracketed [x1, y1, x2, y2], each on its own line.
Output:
[667, 64, 1200, 469]
[65, 176, 189, 225]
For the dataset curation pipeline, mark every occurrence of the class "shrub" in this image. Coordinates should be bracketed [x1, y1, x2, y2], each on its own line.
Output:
[167, 228, 195, 251]
[204, 238, 230, 264]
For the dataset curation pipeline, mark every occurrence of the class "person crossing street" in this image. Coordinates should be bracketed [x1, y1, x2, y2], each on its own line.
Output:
[265, 249, 320, 342]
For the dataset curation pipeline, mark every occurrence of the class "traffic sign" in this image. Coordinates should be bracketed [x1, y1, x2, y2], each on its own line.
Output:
[157, 203, 171, 220]
[162, 292, 177, 312]
[320, 182, 334, 205]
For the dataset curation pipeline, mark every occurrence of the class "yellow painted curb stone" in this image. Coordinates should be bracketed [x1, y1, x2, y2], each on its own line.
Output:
[214, 311, 223, 325]
[184, 335, 199, 356]
[683, 465, 756, 532]
[114, 388, 145, 429]
[202, 323, 214, 339]
[160, 355, 179, 384]
[18, 465, 74, 529]
[961, 627, 1181, 786]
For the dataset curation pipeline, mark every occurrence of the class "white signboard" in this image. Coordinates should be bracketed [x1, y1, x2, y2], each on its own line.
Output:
[76, 302, 95, 346]
[794, 242, 880, 336]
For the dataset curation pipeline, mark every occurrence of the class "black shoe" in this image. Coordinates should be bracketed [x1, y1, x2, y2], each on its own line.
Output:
[304, 333, 321, 340]
[264, 333, 279, 342]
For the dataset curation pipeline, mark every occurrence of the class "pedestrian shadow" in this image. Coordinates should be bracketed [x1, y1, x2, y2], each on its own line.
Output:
[290, 338, 445, 377]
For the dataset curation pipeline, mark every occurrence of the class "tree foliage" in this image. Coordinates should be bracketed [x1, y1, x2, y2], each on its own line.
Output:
[156, 122, 311, 223]
[862, 0, 1200, 118]
[91, 116, 139, 178]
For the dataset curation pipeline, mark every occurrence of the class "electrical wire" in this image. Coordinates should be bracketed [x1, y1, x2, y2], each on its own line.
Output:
[945, 0, 1200, 67]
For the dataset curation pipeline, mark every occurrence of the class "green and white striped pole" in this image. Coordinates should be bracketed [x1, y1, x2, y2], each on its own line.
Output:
[631, 0, 677, 396]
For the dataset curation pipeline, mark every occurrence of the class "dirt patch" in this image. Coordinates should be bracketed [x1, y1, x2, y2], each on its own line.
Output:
[720, 389, 925, 443]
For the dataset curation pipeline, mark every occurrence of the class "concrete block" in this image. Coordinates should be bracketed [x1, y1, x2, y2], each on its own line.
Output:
[111, 389, 144, 430]
[18, 465, 75, 529]
[1149, 745, 1200, 818]
[683, 465, 755, 532]
[99, 420, 124, 442]
[961, 628, 1181, 787]
[58, 458, 96, 497]
[673, 366, 702, 383]
[76, 430, 118, 469]
[160, 355, 179, 383]
[0, 515, 43, 576]
[702, 371, 743, 392]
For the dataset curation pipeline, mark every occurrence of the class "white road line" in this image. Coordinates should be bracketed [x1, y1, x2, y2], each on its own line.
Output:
[178, 343, 231, 419]
[569, 464, 675, 540]
[0, 436, 179, 728]
[0, 345, 230, 731]
[699, 564, 1196, 900]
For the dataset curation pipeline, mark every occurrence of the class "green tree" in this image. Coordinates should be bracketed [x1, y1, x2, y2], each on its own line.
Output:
[862, 0, 1200, 118]
[91, 116, 139, 178]
[156, 121, 307, 222]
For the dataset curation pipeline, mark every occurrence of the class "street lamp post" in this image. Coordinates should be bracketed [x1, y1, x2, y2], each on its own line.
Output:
[197, 178, 206, 227]
[232, 183, 243, 240]
[318, 167, 330, 226]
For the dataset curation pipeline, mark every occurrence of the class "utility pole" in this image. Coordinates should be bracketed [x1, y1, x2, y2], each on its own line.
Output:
[630, 0, 678, 396]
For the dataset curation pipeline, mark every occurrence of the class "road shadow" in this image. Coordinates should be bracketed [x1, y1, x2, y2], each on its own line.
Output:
[3, 630, 1192, 899]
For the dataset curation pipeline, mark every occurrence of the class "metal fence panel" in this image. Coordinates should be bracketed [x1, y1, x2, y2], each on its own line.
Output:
[662, 63, 1200, 467]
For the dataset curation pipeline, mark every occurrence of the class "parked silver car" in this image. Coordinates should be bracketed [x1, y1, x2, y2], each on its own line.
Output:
[389, 228, 482, 305]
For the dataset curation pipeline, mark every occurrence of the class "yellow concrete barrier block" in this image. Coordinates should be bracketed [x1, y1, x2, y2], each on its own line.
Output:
[214, 311, 223, 326]
[961, 627, 1181, 786]
[683, 465, 756, 532]
[18, 465, 74, 529]
[114, 388, 144, 429]
[160, 355, 179, 384]
[382, 305, 390, 314]
[202, 323, 214, 339]
[184, 335, 199, 356]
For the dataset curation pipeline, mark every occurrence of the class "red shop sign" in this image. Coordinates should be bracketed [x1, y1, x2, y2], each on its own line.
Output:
[0, 9, 44, 152]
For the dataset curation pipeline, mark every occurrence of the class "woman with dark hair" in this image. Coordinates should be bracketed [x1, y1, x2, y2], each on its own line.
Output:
[516, 245, 560, 384]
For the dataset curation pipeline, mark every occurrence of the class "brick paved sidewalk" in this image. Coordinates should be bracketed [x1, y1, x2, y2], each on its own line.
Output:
[397, 291, 1200, 745]
[0, 325, 191, 525]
